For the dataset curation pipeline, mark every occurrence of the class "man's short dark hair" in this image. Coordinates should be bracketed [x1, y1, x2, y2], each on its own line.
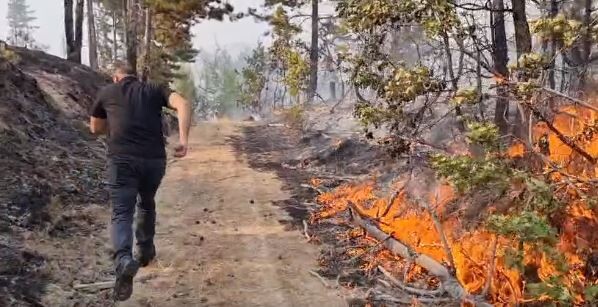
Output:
[111, 60, 135, 75]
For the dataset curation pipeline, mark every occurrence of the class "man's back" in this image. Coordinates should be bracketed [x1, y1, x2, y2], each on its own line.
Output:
[92, 76, 170, 158]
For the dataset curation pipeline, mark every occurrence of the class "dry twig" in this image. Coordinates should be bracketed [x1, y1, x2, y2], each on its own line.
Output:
[309, 270, 330, 288]
[369, 291, 454, 305]
[300, 183, 327, 195]
[302, 219, 311, 241]
[73, 281, 114, 291]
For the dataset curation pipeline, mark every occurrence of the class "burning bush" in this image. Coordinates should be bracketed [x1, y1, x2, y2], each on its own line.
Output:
[313, 106, 598, 305]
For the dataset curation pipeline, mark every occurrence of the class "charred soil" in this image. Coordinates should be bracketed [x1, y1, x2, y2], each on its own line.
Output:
[1, 46, 114, 306]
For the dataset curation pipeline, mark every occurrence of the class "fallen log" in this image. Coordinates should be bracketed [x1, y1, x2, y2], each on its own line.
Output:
[348, 205, 491, 307]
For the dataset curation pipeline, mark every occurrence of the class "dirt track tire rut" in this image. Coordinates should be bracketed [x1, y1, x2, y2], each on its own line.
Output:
[119, 122, 345, 307]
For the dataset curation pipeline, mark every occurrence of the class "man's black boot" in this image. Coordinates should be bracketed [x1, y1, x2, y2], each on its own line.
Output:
[134, 244, 156, 267]
[113, 256, 140, 301]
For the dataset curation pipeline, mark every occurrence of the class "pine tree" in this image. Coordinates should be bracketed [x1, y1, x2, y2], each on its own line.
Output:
[85, 0, 234, 82]
[6, 0, 37, 48]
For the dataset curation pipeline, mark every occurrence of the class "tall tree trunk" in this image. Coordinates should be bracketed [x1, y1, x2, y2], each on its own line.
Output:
[112, 10, 118, 61]
[308, 0, 319, 102]
[125, 0, 138, 75]
[512, 1, 532, 58]
[578, 0, 592, 91]
[511, 0, 532, 140]
[141, 6, 152, 81]
[73, 0, 84, 63]
[548, 0, 558, 89]
[98, 6, 113, 66]
[64, 0, 76, 62]
[492, 0, 509, 136]
[87, 0, 98, 70]
[122, 0, 128, 61]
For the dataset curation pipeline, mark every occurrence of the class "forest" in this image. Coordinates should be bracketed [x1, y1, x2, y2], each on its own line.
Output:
[3, 0, 598, 306]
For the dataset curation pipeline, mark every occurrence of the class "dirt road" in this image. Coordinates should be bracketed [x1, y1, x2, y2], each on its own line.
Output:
[120, 121, 345, 307]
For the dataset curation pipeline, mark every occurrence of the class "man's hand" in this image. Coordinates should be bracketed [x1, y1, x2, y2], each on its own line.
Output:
[174, 143, 188, 158]
[90, 116, 108, 135]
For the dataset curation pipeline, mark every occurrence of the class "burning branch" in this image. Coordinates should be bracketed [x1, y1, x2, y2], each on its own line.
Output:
[378, 185, 406, 219]
[540, 86, 598, 113]
[421, 195, 456, 275]
[528, 104, 597, 164]
[481, 236, 498, 297]
[348, 204, 492, 307]
[345, 232, 394, 263]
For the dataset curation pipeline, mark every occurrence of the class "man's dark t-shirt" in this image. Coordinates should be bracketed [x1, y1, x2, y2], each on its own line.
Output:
[90, 76, 171, 159]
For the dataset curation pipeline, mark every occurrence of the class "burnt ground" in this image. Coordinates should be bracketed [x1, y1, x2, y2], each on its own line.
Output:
[1, 46, 183, 307]
[229, 123, 394, 224]
[1, 47, 114, 306]
[229, 122, 415, 306]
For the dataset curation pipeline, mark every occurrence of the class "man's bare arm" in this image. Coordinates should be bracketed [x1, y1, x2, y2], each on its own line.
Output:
[90, 117, 108, 135]
[167, 92, 192, 157]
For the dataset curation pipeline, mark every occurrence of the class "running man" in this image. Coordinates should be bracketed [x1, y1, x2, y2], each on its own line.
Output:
[89, 61, 192, 301]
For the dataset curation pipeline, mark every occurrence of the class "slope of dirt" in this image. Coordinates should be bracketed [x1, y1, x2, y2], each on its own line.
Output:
[120, 121, 346, 306]
[0, 46, 113, 306]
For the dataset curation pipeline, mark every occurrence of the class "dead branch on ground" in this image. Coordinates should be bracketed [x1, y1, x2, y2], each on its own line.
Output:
[73, 281, 114, 291]
[303, 219, 312, 241]
[369, 290, 455, 305]
[309, 270, 331, 288]
[378, 265, 445, 297]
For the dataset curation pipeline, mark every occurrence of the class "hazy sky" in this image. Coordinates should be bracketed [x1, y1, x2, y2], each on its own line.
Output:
[0, 0, 269, 60]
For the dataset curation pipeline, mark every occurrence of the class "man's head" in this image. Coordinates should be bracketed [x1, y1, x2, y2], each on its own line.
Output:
[110, 61, 135, 83]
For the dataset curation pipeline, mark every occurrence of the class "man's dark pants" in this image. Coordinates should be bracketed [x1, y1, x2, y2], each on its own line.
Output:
[108, 156, 166, 266]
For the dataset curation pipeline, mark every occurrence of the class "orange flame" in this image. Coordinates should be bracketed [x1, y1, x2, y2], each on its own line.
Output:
[314, 105, 598, 305]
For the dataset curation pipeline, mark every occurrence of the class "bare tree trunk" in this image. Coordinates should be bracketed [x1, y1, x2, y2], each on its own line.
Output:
[122, 0, 128, 62]
[512, 1, 532, 58]
[87, 0, 99, 70]
[64, 0, 76, 62]
[73, 0, 84, 63]
[141, 6, 152, 81]
[112, 10, 118, 61]
[125, 0, 138, 75]
[308, 0, 319, 102]
[98, 6, 113, 66]
[548, 0, 558, 89]
[492, 0, 509, 136]
[578, 0, 592, 91]
[511, 0, 532, 140]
